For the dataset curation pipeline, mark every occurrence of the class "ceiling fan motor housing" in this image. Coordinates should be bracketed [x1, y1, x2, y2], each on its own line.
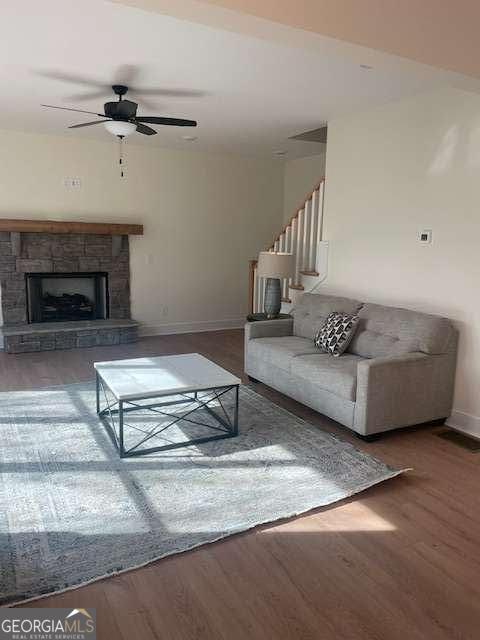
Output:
[104, 99, 138, 120]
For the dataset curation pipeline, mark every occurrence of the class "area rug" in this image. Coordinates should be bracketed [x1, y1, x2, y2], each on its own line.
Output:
[0, 382, 406, 605]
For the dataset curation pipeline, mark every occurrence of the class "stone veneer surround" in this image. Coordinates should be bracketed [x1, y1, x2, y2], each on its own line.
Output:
[0, 230, 138, 353]
[0, 231, 131, 325]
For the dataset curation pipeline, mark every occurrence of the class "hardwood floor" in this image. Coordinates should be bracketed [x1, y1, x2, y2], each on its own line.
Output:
[4, 330, 480, 639]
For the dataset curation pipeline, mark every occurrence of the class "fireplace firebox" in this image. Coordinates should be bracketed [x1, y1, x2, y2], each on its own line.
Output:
[26, 272, 109, 323]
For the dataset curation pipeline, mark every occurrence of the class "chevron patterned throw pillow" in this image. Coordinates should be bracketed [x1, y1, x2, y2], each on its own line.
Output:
[314, 311, 360, 357]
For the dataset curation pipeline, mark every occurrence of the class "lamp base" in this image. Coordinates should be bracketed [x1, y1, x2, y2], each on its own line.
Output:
[263, 277, 281, 319]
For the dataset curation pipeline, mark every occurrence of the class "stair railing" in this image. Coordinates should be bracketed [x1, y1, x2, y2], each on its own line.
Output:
[249, 178, 325, 314]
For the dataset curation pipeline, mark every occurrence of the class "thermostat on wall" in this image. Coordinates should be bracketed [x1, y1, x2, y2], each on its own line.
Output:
[63, 177, 82, 189]
[418, 229, 432, 244]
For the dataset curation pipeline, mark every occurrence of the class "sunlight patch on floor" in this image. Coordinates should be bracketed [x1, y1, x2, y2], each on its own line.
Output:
[260, 501, 396, 533]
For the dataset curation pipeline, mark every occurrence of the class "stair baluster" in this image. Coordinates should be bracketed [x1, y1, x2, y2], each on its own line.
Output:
[290, 216, 297, 289]
[294, 208, 303, 285]
[285, 232, 290, 302]
[309, 188, 319, 271]
[316, 182, 324, 254]
[279, 232, 287, 302]
[303, 196, 312, 273]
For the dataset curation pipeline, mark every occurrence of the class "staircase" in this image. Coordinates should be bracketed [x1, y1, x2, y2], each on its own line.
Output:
[248, 178, 326, 314]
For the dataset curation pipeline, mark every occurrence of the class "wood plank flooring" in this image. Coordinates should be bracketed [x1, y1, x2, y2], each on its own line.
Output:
[2, 330, 479, 639]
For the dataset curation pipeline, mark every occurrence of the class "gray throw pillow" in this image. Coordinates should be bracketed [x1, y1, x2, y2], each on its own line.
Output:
[314, 311, 360, 357]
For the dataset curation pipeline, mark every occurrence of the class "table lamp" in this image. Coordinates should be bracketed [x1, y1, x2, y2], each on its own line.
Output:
[257, 251, 294, 318]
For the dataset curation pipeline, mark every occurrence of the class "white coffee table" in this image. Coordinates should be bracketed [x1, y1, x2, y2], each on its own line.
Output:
[94, 353, 241, 458]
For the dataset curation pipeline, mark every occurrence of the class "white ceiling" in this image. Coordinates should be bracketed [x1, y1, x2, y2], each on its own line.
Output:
[0, 0, 465, 158]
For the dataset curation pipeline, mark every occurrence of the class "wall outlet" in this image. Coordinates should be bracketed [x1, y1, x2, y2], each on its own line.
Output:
[161, 305, 168, 318]
[64, 177, 82, 189]
[418, 229, 432, 244]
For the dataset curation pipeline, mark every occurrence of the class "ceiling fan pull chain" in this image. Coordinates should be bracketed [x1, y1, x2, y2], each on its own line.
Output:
[119, 136, 125, 178]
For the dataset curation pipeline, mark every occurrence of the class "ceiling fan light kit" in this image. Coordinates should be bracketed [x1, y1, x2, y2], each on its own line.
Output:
[104, 120, 136, 137]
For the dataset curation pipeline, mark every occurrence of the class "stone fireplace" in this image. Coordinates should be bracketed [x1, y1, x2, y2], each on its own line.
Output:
[0, 221, 142, 353]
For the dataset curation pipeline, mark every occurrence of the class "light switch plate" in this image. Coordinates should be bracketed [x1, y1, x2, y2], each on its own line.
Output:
[418, 229, 432, 244]
[64, 177, 82, 189]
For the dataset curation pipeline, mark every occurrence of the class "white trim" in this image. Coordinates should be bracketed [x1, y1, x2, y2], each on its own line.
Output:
[139, 317, 245, 337]
[446, 410, 480, 439]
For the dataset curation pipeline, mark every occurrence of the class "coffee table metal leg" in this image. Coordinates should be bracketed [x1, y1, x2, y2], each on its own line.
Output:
[96, 371, 100, 415]
[233, 384, 239, 436]
[119, 400, 125, 458]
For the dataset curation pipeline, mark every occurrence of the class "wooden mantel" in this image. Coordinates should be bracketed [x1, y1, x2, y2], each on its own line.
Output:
[0, 219, 143, 236]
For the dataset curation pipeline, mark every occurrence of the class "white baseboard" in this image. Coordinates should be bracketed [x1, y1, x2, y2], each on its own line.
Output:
[446, 410, 480, 439]
[139, 317, 245, 337]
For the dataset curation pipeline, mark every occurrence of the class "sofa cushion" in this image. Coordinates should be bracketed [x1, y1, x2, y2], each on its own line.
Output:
[248, 336, 320, 372]
[291, 353, 364, 401]
[348, 303, 454, 358]
[292, 293, 362, 340]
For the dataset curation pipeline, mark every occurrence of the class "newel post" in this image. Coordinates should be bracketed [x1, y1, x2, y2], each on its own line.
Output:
[248, 259, 257, 315]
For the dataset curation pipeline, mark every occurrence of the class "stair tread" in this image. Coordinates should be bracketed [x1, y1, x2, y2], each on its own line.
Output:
[289, 284, 304, 290]
[300, 270, 319, 276]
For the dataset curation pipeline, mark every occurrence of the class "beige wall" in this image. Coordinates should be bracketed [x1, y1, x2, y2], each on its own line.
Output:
[283, 153, 326, 222]
[0, 130, 284, 333]
[322, 87, 480, 431]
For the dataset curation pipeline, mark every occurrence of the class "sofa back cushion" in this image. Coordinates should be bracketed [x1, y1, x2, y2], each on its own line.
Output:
[348, 303, 454, 358]
[293, 293, 362, 340]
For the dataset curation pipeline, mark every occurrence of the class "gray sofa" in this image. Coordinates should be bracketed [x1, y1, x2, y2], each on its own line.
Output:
[244, 293, 458, 437]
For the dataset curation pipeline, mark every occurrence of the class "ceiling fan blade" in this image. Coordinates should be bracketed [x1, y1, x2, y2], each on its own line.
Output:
[37, 66, 142, 100]
[129, 87, 205, 98]
[136, 123, 157, 136]
[67, 92, 158, 110]
[68, 120, 111, 129]
[64, 66, 142, 102]
[136, 116, 197, 127]
[65, 90, 109, 102]
[42, 104, 105, 116]
[37, 70, 106, 88]
[37, 68, 204, 101]
[113, 64, 139, 86]
[132, 95, 160, 111]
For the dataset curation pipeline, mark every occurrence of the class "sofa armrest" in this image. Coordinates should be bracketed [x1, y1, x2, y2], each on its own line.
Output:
[244, 318, 294, 340]
[354, 351, 455, 435]
[244, 319, 294, 376]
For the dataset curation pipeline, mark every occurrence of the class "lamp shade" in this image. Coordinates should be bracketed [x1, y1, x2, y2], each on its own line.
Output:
[257, 251, 294, 279]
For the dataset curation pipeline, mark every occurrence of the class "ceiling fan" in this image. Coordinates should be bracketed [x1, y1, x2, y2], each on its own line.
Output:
[42, 84, 197, 138]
